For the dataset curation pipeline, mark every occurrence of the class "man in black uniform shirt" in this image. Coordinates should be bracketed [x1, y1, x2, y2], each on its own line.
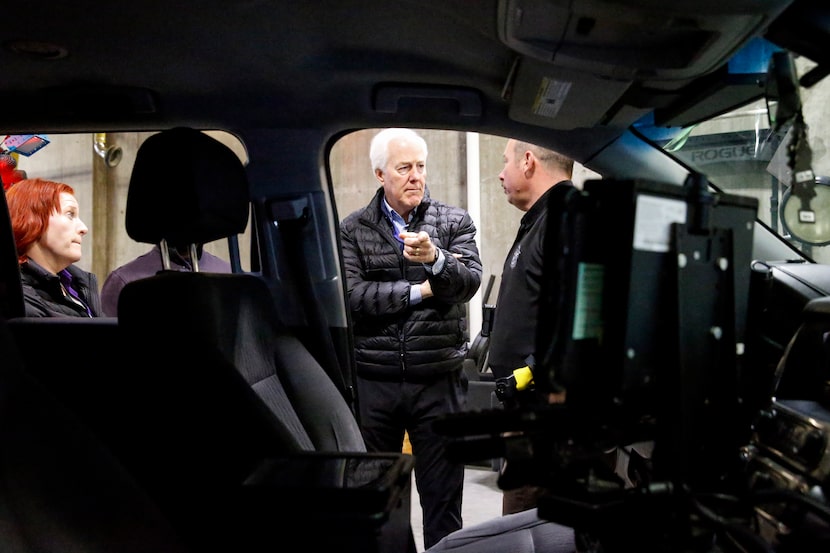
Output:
[487, 138, 575, 515]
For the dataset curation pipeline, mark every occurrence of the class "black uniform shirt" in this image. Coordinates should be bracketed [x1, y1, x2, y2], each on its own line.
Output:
[488, 181, 574, 379]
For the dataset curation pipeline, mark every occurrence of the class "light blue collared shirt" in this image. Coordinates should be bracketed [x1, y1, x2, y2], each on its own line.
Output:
[381, 197, 445, 305]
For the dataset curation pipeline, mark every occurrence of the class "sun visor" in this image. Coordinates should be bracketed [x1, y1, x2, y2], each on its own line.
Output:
[506, 57, 634, 130]
[498, 0, 794, 82]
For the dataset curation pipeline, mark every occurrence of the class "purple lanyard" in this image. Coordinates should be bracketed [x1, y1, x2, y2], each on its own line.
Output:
[59, 269, 92, 316]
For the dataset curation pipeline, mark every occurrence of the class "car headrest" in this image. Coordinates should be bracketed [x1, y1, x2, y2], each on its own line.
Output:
[126, 127, 249, 247]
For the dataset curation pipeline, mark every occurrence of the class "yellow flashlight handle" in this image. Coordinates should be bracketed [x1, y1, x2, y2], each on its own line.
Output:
[513, 366, 534, 391]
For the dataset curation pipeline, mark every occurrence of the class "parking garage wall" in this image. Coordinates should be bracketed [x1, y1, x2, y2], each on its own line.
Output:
[11, 129, 596, 338]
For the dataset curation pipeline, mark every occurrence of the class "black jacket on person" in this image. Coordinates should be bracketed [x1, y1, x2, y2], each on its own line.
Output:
[488, 181, 575, 380]
[20, 259, 102, 317]
[340, 187, 482, 382]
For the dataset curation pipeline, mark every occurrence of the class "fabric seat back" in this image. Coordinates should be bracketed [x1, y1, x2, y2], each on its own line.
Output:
[0, 318, 188, 553]
[116, 128, 368, 545]
[119, 127, 364, 452]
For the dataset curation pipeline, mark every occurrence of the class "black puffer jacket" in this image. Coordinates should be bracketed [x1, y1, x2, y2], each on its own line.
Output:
[20, 260, 102, 317]
[340, 187, 482, 381]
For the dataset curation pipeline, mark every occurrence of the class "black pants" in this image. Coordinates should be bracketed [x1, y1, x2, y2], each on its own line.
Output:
[357, 372, 467, 549]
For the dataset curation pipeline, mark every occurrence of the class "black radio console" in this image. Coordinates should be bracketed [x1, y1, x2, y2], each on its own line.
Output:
[752, 399, 830, 482]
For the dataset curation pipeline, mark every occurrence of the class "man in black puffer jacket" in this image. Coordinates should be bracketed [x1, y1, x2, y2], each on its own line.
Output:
[340, 128, 482, 549]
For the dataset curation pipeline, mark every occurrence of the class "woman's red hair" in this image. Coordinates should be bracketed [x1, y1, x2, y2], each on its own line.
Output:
[5, 178, 75, 264]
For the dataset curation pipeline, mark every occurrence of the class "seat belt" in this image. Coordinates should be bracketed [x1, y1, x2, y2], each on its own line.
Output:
[272, 197, 354, 407]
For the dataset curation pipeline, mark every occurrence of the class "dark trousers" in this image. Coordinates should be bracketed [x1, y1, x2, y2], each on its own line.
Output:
[357, 372, 466, 549]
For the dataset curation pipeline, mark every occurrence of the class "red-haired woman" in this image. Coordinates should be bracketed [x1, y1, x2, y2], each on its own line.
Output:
[6, 178, 102, 317]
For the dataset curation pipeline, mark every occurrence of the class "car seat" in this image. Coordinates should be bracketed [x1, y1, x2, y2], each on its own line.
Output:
[0, 316, 190, 553]
[115, 127, 413, 552]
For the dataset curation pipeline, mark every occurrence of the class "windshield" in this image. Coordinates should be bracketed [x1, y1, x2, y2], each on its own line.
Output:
[637, 48, 829, 262]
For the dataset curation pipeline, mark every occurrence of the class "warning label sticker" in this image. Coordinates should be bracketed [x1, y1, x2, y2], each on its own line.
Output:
[532, 77, 572, 119]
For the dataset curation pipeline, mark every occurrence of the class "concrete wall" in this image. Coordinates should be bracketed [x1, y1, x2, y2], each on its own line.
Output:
[13, 131, 250, 280]
[11, 128, 596, 337]
[330, 129, 600, 336]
